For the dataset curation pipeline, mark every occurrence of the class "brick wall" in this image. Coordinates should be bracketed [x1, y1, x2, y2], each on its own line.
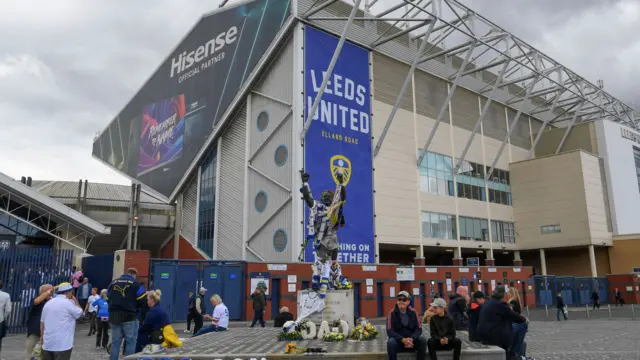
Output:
[121, 250, 151, 288]
[607, 274, 640, 304]
[159, 236, 207, 260]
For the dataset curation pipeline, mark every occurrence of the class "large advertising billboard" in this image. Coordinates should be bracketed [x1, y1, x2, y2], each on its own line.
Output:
[303, 27, 375, 264]
[92, 0, 291, 198]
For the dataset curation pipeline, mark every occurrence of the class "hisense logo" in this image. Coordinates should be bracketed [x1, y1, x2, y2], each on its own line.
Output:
[170, 26, 238, 78]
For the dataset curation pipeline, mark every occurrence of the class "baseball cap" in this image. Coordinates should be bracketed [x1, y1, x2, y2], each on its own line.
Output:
[472, 291, 487, 300]
[429, 298, 447, 308]
[397, 291, 411, 299]
[200, 287, 208, 292]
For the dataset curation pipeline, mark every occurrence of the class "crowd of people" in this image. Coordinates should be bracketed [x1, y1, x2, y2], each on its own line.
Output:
[385, 286, 538, 360]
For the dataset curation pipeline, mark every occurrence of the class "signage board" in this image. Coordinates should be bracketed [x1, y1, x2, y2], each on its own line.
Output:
[466, 257, 479, 267]
[302, 26, 374, 264]
[396, 267, 415, 282]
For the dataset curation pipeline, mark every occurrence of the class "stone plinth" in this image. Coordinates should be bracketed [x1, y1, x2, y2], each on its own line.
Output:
[297, 289, 355, 327]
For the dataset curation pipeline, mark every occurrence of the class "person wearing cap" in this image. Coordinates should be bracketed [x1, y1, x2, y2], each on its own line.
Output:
[386, 291, 427, 360]
[40, 282, 83, 360]
[427, 297, 461, 360]
[467, 291, 487, 342]
[250, 284, 267, 328]
[106, 267, 147, 360]
[477, 287, 532, 360]
[192, 287, 207, 334]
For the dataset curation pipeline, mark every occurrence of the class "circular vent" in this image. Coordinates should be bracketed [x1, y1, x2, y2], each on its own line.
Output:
[255, 191, 268, 212]
[256, 111, 269, 132]
[274, 145, 288, 167]
[273, 229, 288, 252]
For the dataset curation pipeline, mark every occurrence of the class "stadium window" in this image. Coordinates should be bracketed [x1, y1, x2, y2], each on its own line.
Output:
[198, 146, 218, 258]
[418, 150, 454, 197]
[541, 224, 561, 234]
[421, 211, 456, 240]
[491, 220, 516, 243]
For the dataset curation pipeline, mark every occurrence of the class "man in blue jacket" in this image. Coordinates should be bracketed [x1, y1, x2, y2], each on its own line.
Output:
[106, 268, 147, 360]
[386, 291, 427, 360]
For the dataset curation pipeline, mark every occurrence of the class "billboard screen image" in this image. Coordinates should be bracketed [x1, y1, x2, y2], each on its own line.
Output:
[303, 27, 375, 264]
[92, 0, 291, 198]
[138, 95, 186, 176]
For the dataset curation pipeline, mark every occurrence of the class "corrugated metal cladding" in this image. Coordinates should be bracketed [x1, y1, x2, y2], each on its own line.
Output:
[180, 175, 198, 245]
[246, 37, 294, 262]
[217, 108, 247, 261]
[298, 0, 548, 132]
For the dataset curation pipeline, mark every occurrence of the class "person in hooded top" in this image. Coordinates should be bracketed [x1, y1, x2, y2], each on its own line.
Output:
[467, 291, 487, 342]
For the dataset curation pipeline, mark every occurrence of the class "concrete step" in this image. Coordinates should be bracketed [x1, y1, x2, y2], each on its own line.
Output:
[125, 326, 505, 360]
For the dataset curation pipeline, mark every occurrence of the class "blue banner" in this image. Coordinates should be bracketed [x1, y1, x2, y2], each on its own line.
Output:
[303, 27, 374, 264]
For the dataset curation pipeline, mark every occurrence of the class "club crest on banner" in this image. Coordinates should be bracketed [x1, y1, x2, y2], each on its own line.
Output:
[0, 240, 10, 251]
[330, 155, 351, 186]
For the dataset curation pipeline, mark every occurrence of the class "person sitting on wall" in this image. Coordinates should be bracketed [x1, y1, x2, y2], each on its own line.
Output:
[136, 290, 170, 354]
[422, 306, 435, 324]
[386, 291, 427, 360]
[427, 298, 462, 360]
[193, 294, 229, 337]
[274, 306, 294, 328]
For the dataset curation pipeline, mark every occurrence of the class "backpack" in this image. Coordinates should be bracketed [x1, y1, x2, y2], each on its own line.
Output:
[188, 295, 196, 310]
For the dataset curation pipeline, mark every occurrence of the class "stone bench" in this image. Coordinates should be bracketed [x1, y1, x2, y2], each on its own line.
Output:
[124, 326, 505, 360]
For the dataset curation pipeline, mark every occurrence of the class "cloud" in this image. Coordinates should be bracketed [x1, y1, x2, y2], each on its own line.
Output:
[0, 0, 638, 189]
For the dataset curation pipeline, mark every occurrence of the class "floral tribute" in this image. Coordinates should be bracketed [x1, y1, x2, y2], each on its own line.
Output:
[349, 318, 379, 341]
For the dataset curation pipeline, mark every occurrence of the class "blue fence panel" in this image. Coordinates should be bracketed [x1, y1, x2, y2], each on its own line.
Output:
[555, 276, 576, 305]
[0, 247, 73, 333]
[533, 275, 556, 306]
[152, 263, 177, 323]
[82, 253, 114, 292]
[595, 276, 609, 305]
[174, 265, 198, 322]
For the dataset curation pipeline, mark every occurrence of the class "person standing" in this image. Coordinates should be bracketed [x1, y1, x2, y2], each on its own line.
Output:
[70, 267, 83, 296]
[556, 292, 568, 321]
[591, 290, 600, 310]
[427, 298, 462, 360]
[0, 280, 12, 356]
[92, 290, 110, 350]
[250, 286, 266, 328]
[615, 289, 625, 307]
[25, 284, 53, 360]
[40, 283, 83, 360]
[185, 292, 195, 333]
[385, 291, 427, 360]
[83, 287, 99, 336]
[107, 268, 147, 360]
[76, 278, 92, 319]
[192, 287, 207, 335]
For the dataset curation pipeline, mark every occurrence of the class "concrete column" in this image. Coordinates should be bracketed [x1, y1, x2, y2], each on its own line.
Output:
[173, 193, 183, 260]
[414, 246, 425, 266]
[513, 250, 523, 267]
[588, 245, 598, 277]
[539, 248, 547, 276]
[453, 248, 463, 266]
[485, 249, 495, 266]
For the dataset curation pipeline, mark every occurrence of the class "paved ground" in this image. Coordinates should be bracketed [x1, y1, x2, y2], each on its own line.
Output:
[2, 315, 640, 360]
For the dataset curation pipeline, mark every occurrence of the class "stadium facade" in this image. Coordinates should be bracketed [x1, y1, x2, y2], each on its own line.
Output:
[92, 0, 640, 277]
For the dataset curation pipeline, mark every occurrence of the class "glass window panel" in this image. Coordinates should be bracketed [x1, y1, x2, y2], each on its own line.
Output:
[422, 212, 431, 237]
[427, 152, 436, 169]
[420, 175, 429, 192]
[480, 187, 486, 201]
[444, 156, 453, 173]
[471, 185, 480, 200]
[481, 220, 488, 241]
[429, 177, 438, 194]
[448, 180, 455, 196]
[473, 219, 482, 241]
[448, 215, 456, 239]
[459, 217, 467, 239]
[464, 184, 472, 199]
[439, 214, 448, 239]
[428, 168, 437, 177]
[430, 213, 440, 238]
[436, 154, 445, 170]
[437, 178, 447, 196]
[466, 217, 475, 240]
[491, 221, 498, 242]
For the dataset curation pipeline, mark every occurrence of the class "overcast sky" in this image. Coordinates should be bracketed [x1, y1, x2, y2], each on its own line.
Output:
[0, 0, 638, 186]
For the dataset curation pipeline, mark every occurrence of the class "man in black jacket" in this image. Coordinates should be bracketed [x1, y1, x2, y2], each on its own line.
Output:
[386, 291, 427, 360]
[106, 268, 147, 360]
[477, 287, 530, 360]
[447, 286, 469, 331]
[467, 291, 487, 342]
[428, 297, 461, 360]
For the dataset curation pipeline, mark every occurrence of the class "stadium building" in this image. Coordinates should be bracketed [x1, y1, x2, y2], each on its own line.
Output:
[91, 0, 640, 278]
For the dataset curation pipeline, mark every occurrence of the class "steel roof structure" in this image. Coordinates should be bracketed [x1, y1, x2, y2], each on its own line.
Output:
[297, 0, 640, 181]
[0, 172, 111, 252]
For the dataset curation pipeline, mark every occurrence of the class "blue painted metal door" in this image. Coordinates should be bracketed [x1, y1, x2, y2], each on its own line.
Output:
[533, 275, 556, 306]
[556, 276, 575, 305]
[202, 265, 223, 303]
[223, 266, 243, 320]
[173, 265, 198, 322]
[271, 279, 280, 319]
[595, 277, 609, 304]
[153, 264, 176, 322]
[575, 277, 592, 305]
[377, 283, 384, 317]
[82, 254, 114, 292]
[354, 282, 361, 319]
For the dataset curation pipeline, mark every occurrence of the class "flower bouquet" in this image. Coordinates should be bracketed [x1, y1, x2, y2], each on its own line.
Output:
[278, 331, 304, 341]
[322, 331, 345, 342]
[285, 343, 308, 354]
[349, 318, 379, 341]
